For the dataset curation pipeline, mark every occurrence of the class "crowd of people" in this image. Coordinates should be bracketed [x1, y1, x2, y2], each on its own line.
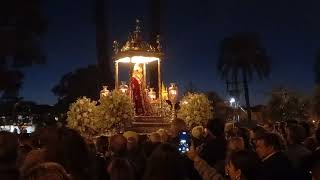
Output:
[0, 118, 319, 180]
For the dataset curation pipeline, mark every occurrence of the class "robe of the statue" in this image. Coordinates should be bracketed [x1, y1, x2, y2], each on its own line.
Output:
[131, 76, 145, 115]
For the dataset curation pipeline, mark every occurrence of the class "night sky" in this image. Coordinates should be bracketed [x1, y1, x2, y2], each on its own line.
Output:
[20, 0, 320, 105]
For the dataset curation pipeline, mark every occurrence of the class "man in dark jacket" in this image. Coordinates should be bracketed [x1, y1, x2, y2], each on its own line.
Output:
[255, 132, 294, 180]
[0, 131, 20, 180]
[199, 118, 227, 174]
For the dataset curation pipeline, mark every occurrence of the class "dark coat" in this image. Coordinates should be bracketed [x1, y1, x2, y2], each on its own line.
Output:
[0, 164, 19, 180]
[261, 152, 295, 180]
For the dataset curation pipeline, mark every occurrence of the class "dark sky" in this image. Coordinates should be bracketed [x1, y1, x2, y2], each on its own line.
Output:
[20, 0, 320, 105]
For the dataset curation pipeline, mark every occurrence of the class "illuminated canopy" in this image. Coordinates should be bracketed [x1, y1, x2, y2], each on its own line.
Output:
[115, 56, 160, 63]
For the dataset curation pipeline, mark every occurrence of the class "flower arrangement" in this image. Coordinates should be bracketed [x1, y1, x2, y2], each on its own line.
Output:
[96, 90, 135, 134]
[67, 97, 98, 137]
[161, 101, 172, 121]
[177, 93, 213, 128]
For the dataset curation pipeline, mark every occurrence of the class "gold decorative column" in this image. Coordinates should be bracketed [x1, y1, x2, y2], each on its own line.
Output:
[115, 62, 119, 89]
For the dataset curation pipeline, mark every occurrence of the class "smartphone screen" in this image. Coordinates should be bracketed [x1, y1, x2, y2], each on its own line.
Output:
[178, 131, 190, 153]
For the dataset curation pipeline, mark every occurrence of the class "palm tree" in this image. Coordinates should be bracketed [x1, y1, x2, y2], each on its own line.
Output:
[218, 32, 270, 122]
[94, 0, 114, 87]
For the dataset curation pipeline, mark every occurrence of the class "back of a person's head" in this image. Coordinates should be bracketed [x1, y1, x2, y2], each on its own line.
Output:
[45, 127, 92, 180]
[256, 132, 282, 151]
[206, 118, 225, 137]
[286, 124, 306, 144]
[0, 131, 18, 163]
[96, 136, 108, 154]
[110, 134, 127, 156]
[228, 137, 245, 152]
[228, 150, 262, 180]
[22, 162, 71, 180]
[144, 143, 184, 180]
[171, 118, 187, 137]
[108, 158, 135, 180]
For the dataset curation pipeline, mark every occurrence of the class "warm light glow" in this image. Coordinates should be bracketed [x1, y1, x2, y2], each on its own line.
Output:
[115, 56, 159, 63]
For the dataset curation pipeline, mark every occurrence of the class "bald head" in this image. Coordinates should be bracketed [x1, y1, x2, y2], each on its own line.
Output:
[110, 134, 127, 155]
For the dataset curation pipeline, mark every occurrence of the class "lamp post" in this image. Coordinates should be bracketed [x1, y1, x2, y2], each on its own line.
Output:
[100, 86, 110, 98]
[168, 83, 178, 121]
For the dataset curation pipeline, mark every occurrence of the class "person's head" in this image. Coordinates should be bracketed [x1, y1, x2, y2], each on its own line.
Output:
[255, 133, 282, 159]
[226, 151, 261, 180]
[108, 158, 135, 180]
[170, 118, 187, 138]
[45, 127, 92, 180]
[149, 132, 161, 144]
[0, 131, 18, 164]
[96, 136, 108, 154]
[263, 121, 274, 132]
[286, 124, 306, 145]
[191, 126, 205, 140]
[110, 134, 127, 156]
[206, 118, 225, 138]
[249, 126, 267, 147]
[22, 162, 71, 180]
[228, 137, 245, 152]
[123, 131, 138, 151]
[144, 143, 184, 180]
[156, 129, 168, 143]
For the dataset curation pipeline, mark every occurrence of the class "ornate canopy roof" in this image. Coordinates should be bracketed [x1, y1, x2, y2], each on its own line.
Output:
[113, 19, 163, 63]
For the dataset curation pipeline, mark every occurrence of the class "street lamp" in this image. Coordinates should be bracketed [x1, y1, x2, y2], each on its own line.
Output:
[168, 83, 178, 120]
[100, 86, 110, 98]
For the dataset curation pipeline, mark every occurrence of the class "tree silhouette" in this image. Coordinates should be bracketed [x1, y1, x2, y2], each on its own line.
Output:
[218, 32, 270, 122]
[266, 88, 310, 122]
[316, 49, 320, 84]
[0, 0, 46, 97]
[52, 65, 103, 113]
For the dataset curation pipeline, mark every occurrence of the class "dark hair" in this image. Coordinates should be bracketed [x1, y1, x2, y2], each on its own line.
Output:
[22, 162, 71, 180]
[109, 158, 135, 180]
[251, 126, 267, 139]
[299, 122, 311, 137]
[0, 131, 18, 163]
[45, 128, 93, 180]
[206, 118, 225, 137]
[228, 150, 262, 180]
[143, 143, 184, 180]
[96, 136, 108, 154]
[236, 127, 250, 149]
[110, 134, 127, 156]
[256, 133, 282, 151]
[286, 124, 306, 144]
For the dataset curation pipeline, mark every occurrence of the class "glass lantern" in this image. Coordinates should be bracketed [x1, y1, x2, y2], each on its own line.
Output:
[148, 88, 157, 100]
[100, 86, 110, 98]
[119, 81, 129, 94]
[168, 83, 178, 104]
